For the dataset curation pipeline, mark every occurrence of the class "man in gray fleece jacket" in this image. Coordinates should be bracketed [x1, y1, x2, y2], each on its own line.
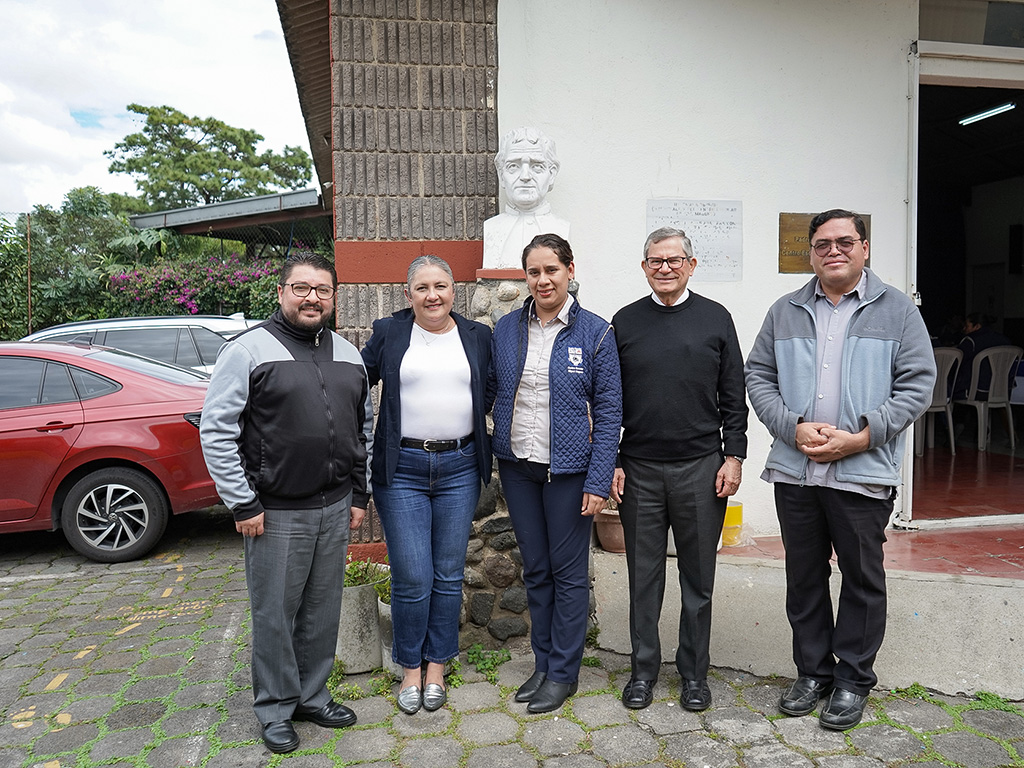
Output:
[745, 209, 935, 731]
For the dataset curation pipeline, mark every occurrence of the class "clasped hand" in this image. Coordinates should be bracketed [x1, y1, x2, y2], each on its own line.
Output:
[796, 421, 869, 463]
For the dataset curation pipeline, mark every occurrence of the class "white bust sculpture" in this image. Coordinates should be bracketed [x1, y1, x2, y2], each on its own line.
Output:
[483, 127, 571, 269]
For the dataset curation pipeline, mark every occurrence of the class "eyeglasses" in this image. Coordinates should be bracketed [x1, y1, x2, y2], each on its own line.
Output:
[811, 238, 863, 257]
[284, 283, 336, 300]
[644, 256, 689, 270]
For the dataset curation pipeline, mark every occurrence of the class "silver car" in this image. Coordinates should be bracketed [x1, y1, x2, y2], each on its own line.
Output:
[21, 313, 260, 374]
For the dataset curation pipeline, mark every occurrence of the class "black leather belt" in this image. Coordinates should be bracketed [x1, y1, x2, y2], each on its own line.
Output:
[400, 435, 474, 452]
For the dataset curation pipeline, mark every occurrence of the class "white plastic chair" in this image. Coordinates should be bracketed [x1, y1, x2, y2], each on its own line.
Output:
[915, 347, 962, 456]
[953, 345, 1023, 451]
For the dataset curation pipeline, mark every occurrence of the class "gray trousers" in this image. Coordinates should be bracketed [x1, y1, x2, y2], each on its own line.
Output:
[243, 494, 351, 724]
[618, 454, 726, 681]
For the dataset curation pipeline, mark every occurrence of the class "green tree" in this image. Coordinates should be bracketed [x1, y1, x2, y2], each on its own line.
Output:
[0, 220, 29, 340]
[15, 187, 140, 331]
[105, 104, 312, 210]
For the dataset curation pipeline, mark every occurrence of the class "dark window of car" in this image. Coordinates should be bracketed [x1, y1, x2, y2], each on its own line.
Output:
[175, 329, 202, 369]
[68, 366, 121, 400]
[87, 349, 209, 383]
[104, 327, 180, 365]
[40, 331, 97, 344]
[0, 357, 47, 409]
[192, 327, 228, 366]
[40, 362, 78, 404]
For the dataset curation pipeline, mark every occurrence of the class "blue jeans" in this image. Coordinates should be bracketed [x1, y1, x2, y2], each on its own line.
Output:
[372, 441, 481, 668]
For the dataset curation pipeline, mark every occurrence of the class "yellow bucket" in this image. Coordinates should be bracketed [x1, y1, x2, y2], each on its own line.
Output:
[721, 502, 743, 546]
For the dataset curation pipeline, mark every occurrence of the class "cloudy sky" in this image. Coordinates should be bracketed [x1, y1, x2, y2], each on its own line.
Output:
[0, 0, 311, 214]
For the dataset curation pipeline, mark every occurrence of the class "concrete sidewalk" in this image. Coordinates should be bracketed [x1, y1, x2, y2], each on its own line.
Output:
[0, 506, 1022, 767]
[593, 549, 1024, 700]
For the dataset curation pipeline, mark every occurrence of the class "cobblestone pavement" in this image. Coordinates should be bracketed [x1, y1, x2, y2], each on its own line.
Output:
[1, 507, 1022, 767]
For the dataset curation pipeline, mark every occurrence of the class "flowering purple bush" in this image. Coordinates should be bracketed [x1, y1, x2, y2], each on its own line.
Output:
[106, 254, 279, 319]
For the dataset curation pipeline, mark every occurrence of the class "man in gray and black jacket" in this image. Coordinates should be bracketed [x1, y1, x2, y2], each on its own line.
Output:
[201, 253, 373, 753]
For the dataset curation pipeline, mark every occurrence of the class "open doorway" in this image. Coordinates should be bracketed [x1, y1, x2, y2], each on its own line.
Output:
[913, 83, 1024, 524]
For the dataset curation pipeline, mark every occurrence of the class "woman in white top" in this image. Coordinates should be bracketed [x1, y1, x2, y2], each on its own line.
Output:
[361, 256, 492, 715]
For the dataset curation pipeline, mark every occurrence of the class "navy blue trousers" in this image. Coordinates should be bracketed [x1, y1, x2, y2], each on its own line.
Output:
[774, 483, 893, 695]
[498, 459, 592, 684]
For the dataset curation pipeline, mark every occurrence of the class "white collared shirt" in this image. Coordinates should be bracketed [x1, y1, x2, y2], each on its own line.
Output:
[510, 294, 575, 463]
[650, 289, 690, 307]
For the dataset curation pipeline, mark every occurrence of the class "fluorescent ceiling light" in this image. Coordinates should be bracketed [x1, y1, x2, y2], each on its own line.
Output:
[959, 101, 1016, 126]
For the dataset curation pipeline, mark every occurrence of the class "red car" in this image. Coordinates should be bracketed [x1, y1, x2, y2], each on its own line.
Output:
[0, 342, 222, 562]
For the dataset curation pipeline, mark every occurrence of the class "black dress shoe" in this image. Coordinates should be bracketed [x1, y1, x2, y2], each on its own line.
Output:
[680, 678, 712, 711]
[514, 671, 547, 702]
[526, 679, 578, 713]
[779, 676, 830, 717]
[819, 687, 868, 730]
[293, 700, 357, 728]
[621, 678, 656, 710]
[262, 720, 299, 753]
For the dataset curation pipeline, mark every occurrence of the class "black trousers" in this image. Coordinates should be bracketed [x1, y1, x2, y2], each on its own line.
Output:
[774, 483, 893, 695]
[618, 453, 726, 681]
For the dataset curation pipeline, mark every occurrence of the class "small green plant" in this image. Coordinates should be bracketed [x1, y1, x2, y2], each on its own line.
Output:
[327, 659, 346, 690]
[585, 624, 601, 648]
[972, 691, 1023, 713]
[369, 671, 393, 697]
[344, 556, 388, 587]
[446, 657, 465, 688]
[466, 643, 511, 684]
[892, 682, 930, 699]
[581, 656, 601, 668]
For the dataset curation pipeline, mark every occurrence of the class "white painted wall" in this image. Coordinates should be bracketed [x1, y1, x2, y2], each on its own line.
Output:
[497, 0, 919, 534]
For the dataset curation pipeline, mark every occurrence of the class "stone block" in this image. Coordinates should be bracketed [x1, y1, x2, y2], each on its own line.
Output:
[469, 592, 494, 625]
[487, 616, 528, 641]
[478, 515, 513, 535]
[382, 20, 399, 62]
[522, 717, 585, 757]
[442, 24, 455, 65]
[741, 742, 814, 768]
[773, 716, 849, 753]
[458, 711, 519, 745]
[931, 731, 1014, 767]
[490, 531, 518, 552]
[385, 65, 398, 109]
[443, 155, 456, 195]
[848, 724, 927, 761]
[882, 698, 955, 732]
[499, 586, 528, 613]
[589, 724, 659, 765]
[466, 743, 538, 768]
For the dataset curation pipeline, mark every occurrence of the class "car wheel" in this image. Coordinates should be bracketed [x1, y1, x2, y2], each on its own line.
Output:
[61, 468, 169, 563]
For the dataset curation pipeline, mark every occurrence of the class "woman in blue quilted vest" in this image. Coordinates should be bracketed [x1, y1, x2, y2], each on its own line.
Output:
[489, 233, 622, 713]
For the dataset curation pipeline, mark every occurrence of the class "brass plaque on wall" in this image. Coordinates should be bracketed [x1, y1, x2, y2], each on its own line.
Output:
[779, 212, 871, 274]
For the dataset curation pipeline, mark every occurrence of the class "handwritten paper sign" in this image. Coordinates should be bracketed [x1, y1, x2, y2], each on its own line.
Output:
[645, 199, 742, 282]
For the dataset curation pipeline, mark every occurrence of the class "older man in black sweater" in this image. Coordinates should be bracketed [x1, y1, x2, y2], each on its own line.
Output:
[611, 227, 748, 712]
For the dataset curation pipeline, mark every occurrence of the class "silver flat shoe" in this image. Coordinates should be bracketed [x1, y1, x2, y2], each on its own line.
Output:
[397, 685, 422, 714]
[422, 683, 447, 711]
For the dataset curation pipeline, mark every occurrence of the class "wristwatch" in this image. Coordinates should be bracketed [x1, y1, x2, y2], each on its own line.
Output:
[726, 456, 744, 464]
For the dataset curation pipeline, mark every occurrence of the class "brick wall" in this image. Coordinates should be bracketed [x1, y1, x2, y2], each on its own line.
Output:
[333, 0, 498, 247]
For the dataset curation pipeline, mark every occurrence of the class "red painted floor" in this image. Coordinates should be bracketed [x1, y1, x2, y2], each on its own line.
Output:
[912, 443, 1023, 521]
[725, 438, 1024, 579]
[725, 525, 1024, 580]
